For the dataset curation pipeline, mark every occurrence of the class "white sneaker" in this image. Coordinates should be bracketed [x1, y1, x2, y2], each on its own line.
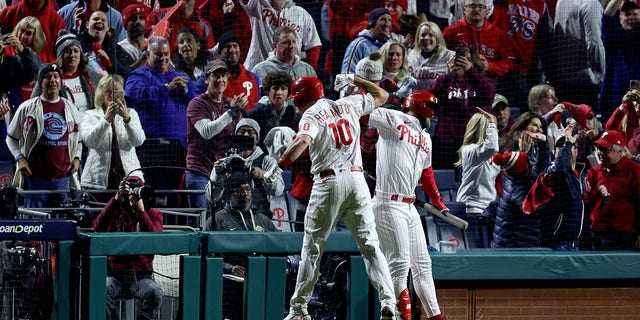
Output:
[283, 313, 311, 320]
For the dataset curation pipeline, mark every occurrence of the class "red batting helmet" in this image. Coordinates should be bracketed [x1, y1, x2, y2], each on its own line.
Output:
[402, 90, 438, 118]
[287, 76, 325, 108]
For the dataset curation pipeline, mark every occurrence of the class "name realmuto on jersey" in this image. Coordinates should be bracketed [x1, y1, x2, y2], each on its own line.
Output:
[0, 224, 44, 235]
[397, 124, 430, 153]
[312, 103, 351, 123]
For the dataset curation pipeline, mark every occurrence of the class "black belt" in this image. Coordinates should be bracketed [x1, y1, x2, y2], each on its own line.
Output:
[319, 166, 363, 178]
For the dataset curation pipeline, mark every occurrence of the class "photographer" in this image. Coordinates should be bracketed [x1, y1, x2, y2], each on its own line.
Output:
[92, 176, 164, 320]
[207, 118, 284, 216]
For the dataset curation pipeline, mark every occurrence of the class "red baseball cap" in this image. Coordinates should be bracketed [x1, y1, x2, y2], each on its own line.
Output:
[595, 130, 626, 148]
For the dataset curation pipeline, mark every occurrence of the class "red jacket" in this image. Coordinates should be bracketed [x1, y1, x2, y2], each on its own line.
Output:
[92, 196, 164, 274]
[146, 3, 216, 51]
[605, 103, 640, 155]
[225, 65, 261, 111]
[585, 157, 640, 234]
[0, 0, 66, 63]
[442, 17, 516, 77]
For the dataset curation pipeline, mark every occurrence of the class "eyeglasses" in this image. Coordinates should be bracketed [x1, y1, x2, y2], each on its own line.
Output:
[465, 3, 487, 10]
[233, 187, 252, 195]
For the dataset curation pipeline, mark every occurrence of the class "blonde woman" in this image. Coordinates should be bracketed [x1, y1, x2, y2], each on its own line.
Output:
[455, 108, 500, 248]
[378, 40, 417, 105]
[80, 75, 145, 198]
[8, 16, 44, 101]
[407, 21, 455, 90]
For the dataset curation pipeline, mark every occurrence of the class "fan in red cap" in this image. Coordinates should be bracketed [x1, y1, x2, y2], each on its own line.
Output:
[492, 151, 529, 176]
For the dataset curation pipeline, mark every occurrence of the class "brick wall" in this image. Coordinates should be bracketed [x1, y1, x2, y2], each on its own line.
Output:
[416, 288, 640, 320]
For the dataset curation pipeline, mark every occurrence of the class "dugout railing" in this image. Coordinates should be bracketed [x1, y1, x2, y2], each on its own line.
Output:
[65, 231, 640, 320]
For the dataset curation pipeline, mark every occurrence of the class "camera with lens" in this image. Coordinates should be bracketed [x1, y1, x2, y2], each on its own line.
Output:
[121, 178, 154, 202]
[217, 134, 255, 175]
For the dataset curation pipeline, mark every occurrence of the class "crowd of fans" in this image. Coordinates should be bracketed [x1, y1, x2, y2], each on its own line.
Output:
[0, 0, 639, 252]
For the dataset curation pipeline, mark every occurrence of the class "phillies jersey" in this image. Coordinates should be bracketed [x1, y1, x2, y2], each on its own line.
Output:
[298, 94, 376, 174]
[408, 48, 456, 91]
[491, 0, 548, 72]
[368, 108, 432, 195]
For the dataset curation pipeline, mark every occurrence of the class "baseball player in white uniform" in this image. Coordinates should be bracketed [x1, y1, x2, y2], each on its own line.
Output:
[266, 75, 397, 320]
[239, 0, 322, 70]
[368, 90, 448, 320]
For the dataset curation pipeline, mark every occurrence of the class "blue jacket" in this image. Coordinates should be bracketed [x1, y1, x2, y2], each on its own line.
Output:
[125, 66, 198, 145]
[341, 29, 389, 74]
[492, 141, 550, 248]
[537, 141, 587, 249]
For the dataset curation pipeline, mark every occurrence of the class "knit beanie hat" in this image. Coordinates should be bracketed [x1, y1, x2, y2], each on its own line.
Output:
[217, 31, 241, 54]
[37, 63, 62, 87]
[356, 51, 384, 82]
[492, 151, 529, 176]
[368, 8, 390, 28]
[236, 118, 261, 138]
[122, 4, 148, 27]
[55, 30, 82, 58]
[564, 102, 595, 130]
[385, 0, 407, 11]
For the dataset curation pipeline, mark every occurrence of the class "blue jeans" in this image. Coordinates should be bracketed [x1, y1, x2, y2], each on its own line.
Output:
[185, 173, 210, 226]
[24, 176, 70, 209]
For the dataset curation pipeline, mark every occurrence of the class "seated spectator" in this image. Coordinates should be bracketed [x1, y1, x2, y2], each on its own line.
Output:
[238, 0, 322, 70]
[378, 40, 417, 108]
[92, 176, 164, 320]
[407, 21, 455, 91]
[205, 170, 278, 319]
[117, 4, 148, 76]
[76, 10, 129, 79]
[454, 108, 500, 248]
[208, 118, 284, 216]
[186, 59, 245, 225]
[341, 8, 392, 75]
[533, 126, 588, 251]
[80, 75, 145, 202]
[246, 71, 297, 148]
[585, 130, 640, 250]
[58, 0, 127, 42]
[491, 93, 514, 137]
[492, 112, 550, 248]
[0, 0, 66, 63]
[173, 26, 209, 81]
[146, 0, 215, 52]
[0, 19, 41, 108]
[251, 26, 317, 84]
[38, 31, 99, 119]
[6, 64, 82, 208]
[428, 45, 495, 168]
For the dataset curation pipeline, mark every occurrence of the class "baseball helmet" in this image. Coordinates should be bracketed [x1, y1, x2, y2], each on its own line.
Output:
[402, 90, 438, 118]
[287, 76, 324, 108]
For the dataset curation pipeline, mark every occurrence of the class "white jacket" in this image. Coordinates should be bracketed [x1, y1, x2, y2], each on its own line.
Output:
[80, 108, 146, 189]
[6, 96, 82, 189]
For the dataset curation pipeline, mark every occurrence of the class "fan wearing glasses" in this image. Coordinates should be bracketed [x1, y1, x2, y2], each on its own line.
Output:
[443, 0, 516, 79]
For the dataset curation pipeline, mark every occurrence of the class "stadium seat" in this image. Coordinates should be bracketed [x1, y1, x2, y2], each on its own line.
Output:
[433, 169, 460, 201]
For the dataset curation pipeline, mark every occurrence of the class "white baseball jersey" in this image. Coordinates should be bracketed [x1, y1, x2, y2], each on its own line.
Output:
[407, 48, 455, 91]
[240, 0, 322, 70]
[298, 94, 376, 174]
[287, 92, 397, 317]
[369, 107, 443, 318]
[369, 108, 433, 195]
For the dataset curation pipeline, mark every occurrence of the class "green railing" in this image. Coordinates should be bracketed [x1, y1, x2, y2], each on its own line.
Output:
[62, 231, 640, 320]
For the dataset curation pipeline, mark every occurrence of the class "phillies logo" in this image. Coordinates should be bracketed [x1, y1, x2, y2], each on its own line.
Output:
[272, 207, 285, 227]
[242, 81, 253, 97]
[396, 124, 430, 153]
